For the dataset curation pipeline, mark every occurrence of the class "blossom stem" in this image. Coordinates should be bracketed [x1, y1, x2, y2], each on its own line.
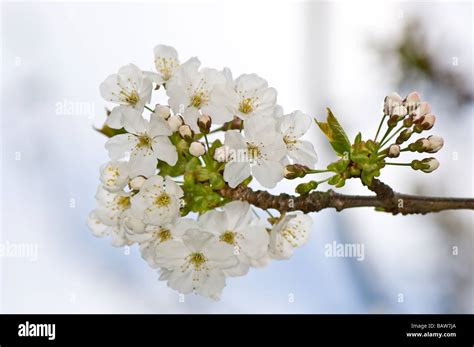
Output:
[377, 126, 394, 149]
[204, 134, 210, 150]
[208, 126, 225, 134]
[144, 105, 154, 112]
[379, 125, 405, 149]
[307, 169, 330, 174]
[264, 209, 275, 218]
[374, 115, 387, 142]
[385, 162, 411, 166]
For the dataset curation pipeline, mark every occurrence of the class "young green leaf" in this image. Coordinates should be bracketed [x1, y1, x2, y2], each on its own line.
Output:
[315, 108, 351, 156]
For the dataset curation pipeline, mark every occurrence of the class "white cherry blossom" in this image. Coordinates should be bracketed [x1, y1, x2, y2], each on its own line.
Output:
[127, 218, 198, 268]
[223, 116, 286, 188]
[99, 161, 130, 192]
[155, 229, 238, 300]
[100, 64, 153, 129]
[105, 108, 177, 177]
[87, 185, 133, 247]
[199, 201, 269, 277]
[154, 45, 180, 83]
[269, 212, 312, 260]
[278, 110, 318, 167]
[130, 175, 183, 226]
[209, 71, 277, 123]
[166, 62, 226, 131]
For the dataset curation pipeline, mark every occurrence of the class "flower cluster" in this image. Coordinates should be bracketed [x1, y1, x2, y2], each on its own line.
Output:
[381, 92, 443, 173]
[90, 45, 444, 299]
[89, 45, 315, 300]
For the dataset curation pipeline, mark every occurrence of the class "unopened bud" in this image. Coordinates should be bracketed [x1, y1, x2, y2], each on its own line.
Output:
[426, 135, 444, 153]
[415, 114, 436, 132]
[391, 105, 408, 117]
[197, 114, 212, 134]
[384, 92, 403, 115]
[284, 164, 308, 179]
[396, 128, 413, 144]
[408, 138, 430, 153]
[167, 115, 184, 132]
[387, 115, 400, 128]
[387, 144, 400, 158]
[189, 142, 206, 157]
[129, 176, 146, 190]
[178, 125, 194, 142]
[411, 157, 440, 173]
[214, 146, 229, 162]
[413, 102, 431, 121]
[154, 105, 171, 120]
[295, 180, 318, 195]
[404, 91, 421, 112]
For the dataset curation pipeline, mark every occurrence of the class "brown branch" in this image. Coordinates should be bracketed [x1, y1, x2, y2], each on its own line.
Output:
[218, 179, 474, 215]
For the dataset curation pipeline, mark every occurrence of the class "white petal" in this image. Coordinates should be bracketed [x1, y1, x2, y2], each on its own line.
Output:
[87, 211, 110, 237]
[223, 161, 251, 188]
[149, 113, 172, 137]
[105, 134, 136, 160]
[279, 111, 311, 139]
[155, 240, 188, 270]
[129, 148, 158, 177]
[182, 229, 214, 252]
[152, 136, 178, 166]
[222, 201, 252, 230]
[122, 108, 148, 134]
[252, 160, 284, 188]
[106, 106, 126, 129]
[288, 140, 318, 167]
[199, 210, 229, 236]
[224, 130, 246, 150]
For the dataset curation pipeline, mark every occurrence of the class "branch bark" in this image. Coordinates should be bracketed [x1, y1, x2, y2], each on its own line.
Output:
[218, 179, 474, 215]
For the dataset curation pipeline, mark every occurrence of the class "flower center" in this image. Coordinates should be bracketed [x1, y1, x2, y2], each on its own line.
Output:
[153, 228, 172, 242]
[154, 193, 171, 207]
[190, 91, 207, 108]
[120, 89, 139, 106]
[283, 135, 297, 145]
[116, 196, 131, 209]
[220, 231, 235, 245]
[136, 135, 152, 149]
[247, 143, 260, 159]
[156, 58, 178, 81]
[239, 98, 254, 114]
[188, 252, 207, 270]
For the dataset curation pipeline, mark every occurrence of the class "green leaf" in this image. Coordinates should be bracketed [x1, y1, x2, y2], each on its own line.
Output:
[354, 132, 362, 144]
[315, 108, 351, 156]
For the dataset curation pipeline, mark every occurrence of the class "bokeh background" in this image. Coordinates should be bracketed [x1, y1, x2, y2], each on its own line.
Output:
[1, 0, 472, 313]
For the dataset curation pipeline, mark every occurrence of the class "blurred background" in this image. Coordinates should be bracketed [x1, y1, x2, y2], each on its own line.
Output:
[1, 0, 472, 313]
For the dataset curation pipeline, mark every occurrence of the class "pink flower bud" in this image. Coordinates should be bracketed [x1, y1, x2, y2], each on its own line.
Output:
[420, 114, 436, 130]
[413, 102, 431, 121]
[404, 92, 421, 112]
[426, 135, 444, 153]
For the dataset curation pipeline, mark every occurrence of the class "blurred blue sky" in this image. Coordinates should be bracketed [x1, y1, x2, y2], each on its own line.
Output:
[1, 0, 472, 313]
